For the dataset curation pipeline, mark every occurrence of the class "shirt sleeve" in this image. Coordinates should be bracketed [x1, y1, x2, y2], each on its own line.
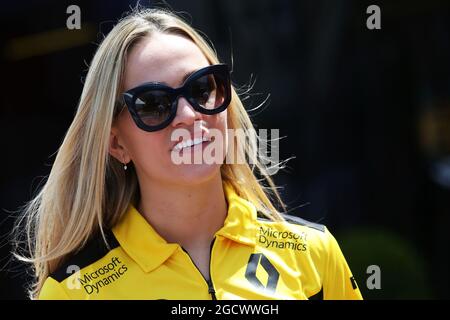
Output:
[322, 227, 363, 300]
[38, 277, 71, 300]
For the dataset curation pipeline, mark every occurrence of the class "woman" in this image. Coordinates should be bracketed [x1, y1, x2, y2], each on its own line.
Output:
[15, 7, 362, 300]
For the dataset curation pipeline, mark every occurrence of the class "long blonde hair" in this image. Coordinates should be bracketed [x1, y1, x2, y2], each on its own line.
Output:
[13, 7, 288, 299]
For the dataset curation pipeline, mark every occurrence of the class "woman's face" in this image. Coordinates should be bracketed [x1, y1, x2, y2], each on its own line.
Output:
[110, 32, 228, 187]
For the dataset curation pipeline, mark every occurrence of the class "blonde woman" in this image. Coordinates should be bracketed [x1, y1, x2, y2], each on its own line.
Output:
[15, 7, 362, 300]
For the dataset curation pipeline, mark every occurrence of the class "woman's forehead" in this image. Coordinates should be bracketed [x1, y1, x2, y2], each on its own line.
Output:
[123, 33, 210, 90]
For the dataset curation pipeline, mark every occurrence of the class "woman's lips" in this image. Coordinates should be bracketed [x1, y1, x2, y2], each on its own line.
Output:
[173, 139, 213, 155]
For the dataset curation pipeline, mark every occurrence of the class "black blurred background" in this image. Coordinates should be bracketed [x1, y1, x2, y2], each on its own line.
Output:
[1, 0, 449, 299]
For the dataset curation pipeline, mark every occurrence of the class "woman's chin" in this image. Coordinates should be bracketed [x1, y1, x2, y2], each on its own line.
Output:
[170, 162, 221, 185]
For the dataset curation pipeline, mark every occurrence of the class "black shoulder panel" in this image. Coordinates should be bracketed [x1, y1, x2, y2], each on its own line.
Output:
[257, 211, 325, 233]
[308, 287, 323, 300]
[51, 230, 120, 282]
[282, 214, 325, 232]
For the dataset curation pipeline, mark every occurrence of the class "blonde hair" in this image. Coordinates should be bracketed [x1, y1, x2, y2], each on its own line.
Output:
[13, 7, 287, 299]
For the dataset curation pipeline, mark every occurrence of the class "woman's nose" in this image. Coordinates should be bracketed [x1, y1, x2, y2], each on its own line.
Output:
[171, 96, 202, 128]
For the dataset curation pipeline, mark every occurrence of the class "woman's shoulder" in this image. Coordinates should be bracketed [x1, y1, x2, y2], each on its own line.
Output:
[51, 230, 120, 281]
[39, 230, 121, 299]
[255, 212, 334, 256]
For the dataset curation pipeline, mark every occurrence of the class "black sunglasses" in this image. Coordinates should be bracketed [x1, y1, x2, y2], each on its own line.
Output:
[119, 64, 231, 132]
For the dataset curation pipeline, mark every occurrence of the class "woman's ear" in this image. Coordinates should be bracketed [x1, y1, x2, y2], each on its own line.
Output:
[109, 126, 130, 163]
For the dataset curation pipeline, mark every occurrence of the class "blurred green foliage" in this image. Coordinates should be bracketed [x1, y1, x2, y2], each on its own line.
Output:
[337, 228, 433, 299]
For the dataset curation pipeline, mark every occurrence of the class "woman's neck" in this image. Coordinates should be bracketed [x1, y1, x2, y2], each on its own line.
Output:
[136, 175, 228, 249]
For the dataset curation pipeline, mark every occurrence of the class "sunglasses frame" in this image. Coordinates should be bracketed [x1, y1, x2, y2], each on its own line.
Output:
[121, 63, 231, 132]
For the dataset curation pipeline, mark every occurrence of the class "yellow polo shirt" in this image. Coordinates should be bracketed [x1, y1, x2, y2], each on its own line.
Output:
[39, 183, 362, 300]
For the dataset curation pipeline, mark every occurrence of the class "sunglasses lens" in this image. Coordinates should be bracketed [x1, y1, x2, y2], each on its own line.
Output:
[134, 90, 172, 126]
[189, 72, 227, 110]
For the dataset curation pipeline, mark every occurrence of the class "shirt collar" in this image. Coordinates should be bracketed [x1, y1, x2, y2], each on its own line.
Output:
[216, 181, 258, 246]
[112, 181, 258, 273]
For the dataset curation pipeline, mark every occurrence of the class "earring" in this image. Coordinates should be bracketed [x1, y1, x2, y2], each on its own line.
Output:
[122, 155, 128, 171]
